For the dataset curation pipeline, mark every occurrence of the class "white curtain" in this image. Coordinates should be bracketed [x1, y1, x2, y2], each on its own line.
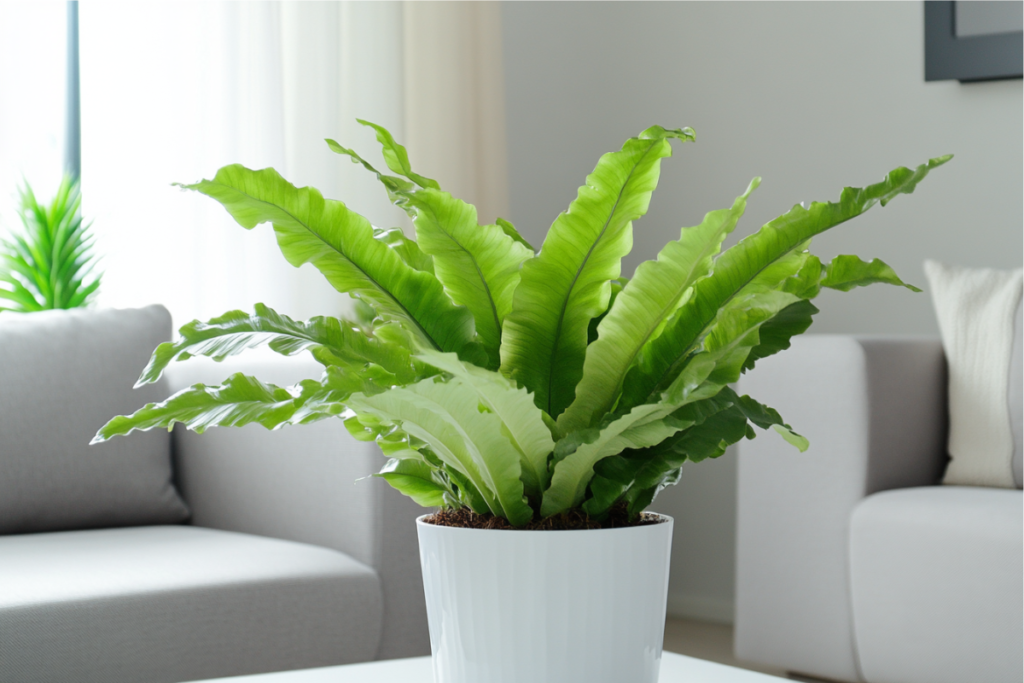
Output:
[0, 1, 68, 238]
[404, 2, 510, 225]
[78, 1, 509, 326]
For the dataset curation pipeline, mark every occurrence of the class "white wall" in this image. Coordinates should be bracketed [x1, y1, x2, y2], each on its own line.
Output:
[501, 1, 1023, 623]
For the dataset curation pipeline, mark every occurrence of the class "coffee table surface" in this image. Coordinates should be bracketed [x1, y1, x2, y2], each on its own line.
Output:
[192, 653, 782, 682]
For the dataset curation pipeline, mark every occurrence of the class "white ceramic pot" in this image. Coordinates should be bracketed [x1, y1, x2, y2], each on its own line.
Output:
[416, 514, 673, 683]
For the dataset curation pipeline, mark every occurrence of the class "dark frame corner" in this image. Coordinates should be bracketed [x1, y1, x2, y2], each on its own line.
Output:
[925, 1, 1023, 83]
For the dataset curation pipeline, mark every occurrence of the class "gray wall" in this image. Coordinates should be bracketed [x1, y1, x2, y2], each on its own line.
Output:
[501, 1, 1023, 623]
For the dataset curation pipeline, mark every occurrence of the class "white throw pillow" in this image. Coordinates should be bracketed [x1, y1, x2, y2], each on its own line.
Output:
[1009, 297, 1022, 487]
[924, 261, 1023, 489]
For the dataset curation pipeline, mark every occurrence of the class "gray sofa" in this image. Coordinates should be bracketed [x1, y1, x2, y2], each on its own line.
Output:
[735, 336, 1023, 683]
[0, 306, 429, 683]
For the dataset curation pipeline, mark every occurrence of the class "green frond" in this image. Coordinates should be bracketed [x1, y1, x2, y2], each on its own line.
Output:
[0, 174, 101, 312]
[94, 118, 949, 526]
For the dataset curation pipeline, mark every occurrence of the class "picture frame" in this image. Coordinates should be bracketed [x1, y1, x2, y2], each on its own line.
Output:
[925, 1, 1023, 82]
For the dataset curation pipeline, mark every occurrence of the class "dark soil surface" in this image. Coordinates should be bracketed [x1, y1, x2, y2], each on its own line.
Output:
[423, 505, 664, 531]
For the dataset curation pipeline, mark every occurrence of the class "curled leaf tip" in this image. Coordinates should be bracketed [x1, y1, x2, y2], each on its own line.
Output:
[638, 125, 697, 142]
[773, 424, 810, 452]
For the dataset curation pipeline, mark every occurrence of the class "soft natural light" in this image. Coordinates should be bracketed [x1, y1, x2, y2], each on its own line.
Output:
[1, 2, 506, 327]
[77, 2, 410, 326]
[0, 1, 67, 238]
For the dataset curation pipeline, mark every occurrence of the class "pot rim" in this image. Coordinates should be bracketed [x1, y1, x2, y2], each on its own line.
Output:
[415, 512, 673, 535]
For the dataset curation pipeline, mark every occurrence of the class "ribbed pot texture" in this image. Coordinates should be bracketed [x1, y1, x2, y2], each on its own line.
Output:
[416, 514, 674, 683]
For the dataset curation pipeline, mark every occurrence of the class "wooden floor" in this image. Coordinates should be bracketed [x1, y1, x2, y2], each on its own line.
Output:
[663, 618, 832, 681]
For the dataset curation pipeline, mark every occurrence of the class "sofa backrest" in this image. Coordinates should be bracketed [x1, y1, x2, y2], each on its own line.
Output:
[0, 305, 189, 534]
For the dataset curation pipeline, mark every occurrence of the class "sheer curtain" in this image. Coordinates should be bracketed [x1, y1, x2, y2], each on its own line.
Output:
[0, 1, 68, 239]
[403, 1, 510, 224]
[79, 1, 509, 326]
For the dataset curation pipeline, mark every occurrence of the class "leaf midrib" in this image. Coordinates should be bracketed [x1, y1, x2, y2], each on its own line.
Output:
[219, 182, 442, 351]
[178, 323, 387, 367]
[544, 140, 662, 415]
[591, 221, 734, 421]
[641, 207, 853, 404]
[642, 252, 787, 404]
[417, 200, 500, 342]
[637, 164, 937, 405]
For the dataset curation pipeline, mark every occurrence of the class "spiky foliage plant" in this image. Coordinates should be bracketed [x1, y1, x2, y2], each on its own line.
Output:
[0, 175, 101, 312]
[95, 121, 948, 525]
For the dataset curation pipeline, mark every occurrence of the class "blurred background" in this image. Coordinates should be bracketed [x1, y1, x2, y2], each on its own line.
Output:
[1, 0, 1020, 626]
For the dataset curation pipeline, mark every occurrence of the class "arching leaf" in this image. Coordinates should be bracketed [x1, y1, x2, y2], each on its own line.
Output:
[325, 139, 415, 206]
[356, 119, 440, 190]
[373, 458, 449, 508]
[290, 363, 401, 425]
[415, 350, 554, 503]
[403, 189, 534, 367]
[95, 362, 397, 443]
[741, 299, 818, 372]
[93, 373, 311, 441]
[620, 404, 752, 516]
[331, 123, 533, 367]
[583, 387, 804, 517]
[346, 377, 535, 525]
[373, 227, 435, 274]
[822, 255, 921, 292]
[582, 391, 737, 517]
[500, 125, 696, 419]
[618, 155, 951, 413]
[179, 165, 474, 354]
[138, 303, 421, 386]
[540, 401, 695, 517]
[658, 252, 824, 407]
[559, 178, 759, 434]
[554, 250, 819, 507]
[496, 217, 534, 252]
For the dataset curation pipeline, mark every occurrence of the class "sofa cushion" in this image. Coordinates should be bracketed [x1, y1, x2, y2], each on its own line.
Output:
[0, 525, 384, 683]
[0, 305, 188, 533]
[849, 486, 1023, 683]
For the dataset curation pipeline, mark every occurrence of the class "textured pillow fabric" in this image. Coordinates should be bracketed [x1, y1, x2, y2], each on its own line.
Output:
[924, 261, 1023, 489]
[0, 305, 189, 533]
[1010, 297, 1022, 488]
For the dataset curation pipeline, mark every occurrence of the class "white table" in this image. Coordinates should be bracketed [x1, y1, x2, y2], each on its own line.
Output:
[193, 653, 783, 682]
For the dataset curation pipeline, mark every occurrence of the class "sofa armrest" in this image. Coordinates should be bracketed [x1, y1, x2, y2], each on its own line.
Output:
[165, 353, 429, 660]
[734, 336, 947, 682]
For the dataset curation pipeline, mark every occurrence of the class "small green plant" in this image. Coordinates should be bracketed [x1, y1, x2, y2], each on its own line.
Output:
[0, 175, 101, 312]
[95, 121, 948, 526]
